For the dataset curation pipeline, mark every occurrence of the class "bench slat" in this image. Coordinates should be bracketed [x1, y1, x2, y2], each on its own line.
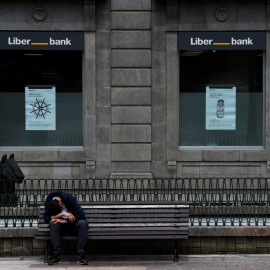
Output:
[39, 204, 189, 209]
[39, 208, 189, 213]
[79, 205, 189, 209]
[39, 211, 188, 218]
[85, 213, 188, 218]
[39, 201, 189, 206]
[38, 219, 188, 224]
[85, 218, 187, 222]
[86, 235, 189, 240]
[89, 222, 189, 227]
[36, 228, 188, 234]
[38, 223, 188, 228]
[35, 235, 188, 240]
[36, 227, 189, 233]
[38, 213, 188, 218]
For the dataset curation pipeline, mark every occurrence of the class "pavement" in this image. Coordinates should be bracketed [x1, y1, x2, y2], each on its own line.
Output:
[1, 254, 270, 270]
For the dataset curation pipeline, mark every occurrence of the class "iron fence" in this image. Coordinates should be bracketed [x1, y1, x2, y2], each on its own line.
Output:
[0, 178, 269, 227]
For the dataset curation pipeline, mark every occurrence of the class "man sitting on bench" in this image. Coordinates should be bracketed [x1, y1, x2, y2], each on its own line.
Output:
[43, 191, 88, 265]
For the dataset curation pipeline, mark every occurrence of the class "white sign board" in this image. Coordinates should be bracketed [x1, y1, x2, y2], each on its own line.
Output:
[205, 86, 236, 130]
[25, 86, 56, 130]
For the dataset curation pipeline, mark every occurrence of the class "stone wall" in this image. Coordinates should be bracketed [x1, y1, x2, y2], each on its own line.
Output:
[2, 236, 270, 256]
[2, 227, 270, 256]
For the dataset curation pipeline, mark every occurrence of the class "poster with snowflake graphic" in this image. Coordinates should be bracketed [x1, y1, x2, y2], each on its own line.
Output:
[25, 86, 56, 130]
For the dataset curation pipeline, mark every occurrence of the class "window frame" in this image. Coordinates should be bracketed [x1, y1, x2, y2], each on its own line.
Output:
[0, 32, 96, 165]
[178, 49, 265, 148]
[166, 32, 267, 165]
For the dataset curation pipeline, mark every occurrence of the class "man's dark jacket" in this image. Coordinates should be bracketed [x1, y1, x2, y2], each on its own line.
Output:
[43, 191, 86, 224]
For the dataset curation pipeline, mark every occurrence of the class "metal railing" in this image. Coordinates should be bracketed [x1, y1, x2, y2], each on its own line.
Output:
[0, 178, 269, 227]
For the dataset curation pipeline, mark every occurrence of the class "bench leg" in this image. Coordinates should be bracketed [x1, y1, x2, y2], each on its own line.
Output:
[173, 239, 178, 262]
[45, 240, 52, 263]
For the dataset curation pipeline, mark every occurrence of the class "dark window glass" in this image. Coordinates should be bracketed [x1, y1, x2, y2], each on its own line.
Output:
[0, 51, 82, 146]
[179, 50, 263, 146]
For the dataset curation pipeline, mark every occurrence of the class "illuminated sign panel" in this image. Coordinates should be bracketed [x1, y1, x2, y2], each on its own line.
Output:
[0, 32, 84, 50]
[178, 32, 265, 50]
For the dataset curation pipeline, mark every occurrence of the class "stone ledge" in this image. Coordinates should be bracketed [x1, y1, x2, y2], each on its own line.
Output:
[110, 173, 153, 179]
[1, 226, 270, 238]
[0, 227, 37, 238]
[189, 226, 270, 237]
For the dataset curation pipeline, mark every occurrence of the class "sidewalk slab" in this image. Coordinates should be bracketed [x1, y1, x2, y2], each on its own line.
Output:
[0, 255, 269, 269]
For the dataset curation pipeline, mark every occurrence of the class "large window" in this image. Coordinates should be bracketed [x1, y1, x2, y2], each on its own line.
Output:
[0, 50, 82, 147]
[179, 32, 264, 147]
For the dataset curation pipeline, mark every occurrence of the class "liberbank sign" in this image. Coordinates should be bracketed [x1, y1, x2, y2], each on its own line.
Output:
[0, 32, 84, 50]
[178, 32, 265, 50]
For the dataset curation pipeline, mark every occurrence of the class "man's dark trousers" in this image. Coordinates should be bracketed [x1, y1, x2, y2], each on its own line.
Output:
[49, 219, 88, 255]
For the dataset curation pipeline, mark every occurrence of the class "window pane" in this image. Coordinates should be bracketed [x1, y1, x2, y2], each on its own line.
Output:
[0, 51, 82, 146]
[179, 50, 263, 146]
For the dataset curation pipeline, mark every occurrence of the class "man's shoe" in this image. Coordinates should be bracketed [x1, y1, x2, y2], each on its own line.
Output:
[77, 254, 88, 265]
[48, 254, 61, 265]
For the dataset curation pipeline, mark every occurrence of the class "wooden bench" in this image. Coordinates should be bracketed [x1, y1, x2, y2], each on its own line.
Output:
[35, 201, 189, 262]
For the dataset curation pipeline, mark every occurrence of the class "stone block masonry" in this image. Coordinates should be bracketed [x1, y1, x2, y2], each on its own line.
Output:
[2, 227, 270, 256]
[110, 0, 152, 178]
[1, 236, 270, 256]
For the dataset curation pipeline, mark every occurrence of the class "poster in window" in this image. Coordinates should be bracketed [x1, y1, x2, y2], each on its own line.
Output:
[205, 86, 236, 130]
[25, 86, 56, 130]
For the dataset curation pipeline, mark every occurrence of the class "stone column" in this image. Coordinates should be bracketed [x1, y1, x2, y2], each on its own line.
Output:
[110, 0, 152, 179]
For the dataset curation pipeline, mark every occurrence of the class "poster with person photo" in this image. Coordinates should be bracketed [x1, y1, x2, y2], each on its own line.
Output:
[205, 86, 236, 130]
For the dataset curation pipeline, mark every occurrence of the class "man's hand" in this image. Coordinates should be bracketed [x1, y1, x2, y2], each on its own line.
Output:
[51, 212, 75, 223]
[51, 219, 68, 224]
[51, 212, 65, 220]
[64, 212, 76, 223]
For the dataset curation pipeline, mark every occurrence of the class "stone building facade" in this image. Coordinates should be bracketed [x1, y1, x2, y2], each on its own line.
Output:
[0, 0, 268, 180]
[0, 0, 270, 257]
